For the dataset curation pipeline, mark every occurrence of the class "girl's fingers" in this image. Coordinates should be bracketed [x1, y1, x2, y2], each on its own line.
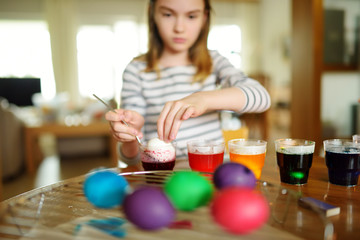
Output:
[167, 106, 189, 141]
[105, 111, 118, 121]
[105, 108, 144, 143]
[110, 120, 141, 142]
[157, 102, 172, 140]
[162, 103, 185, 141]
[112, 132, 121, 142]
[113, 132, 136, 142]
[123, 110, 133, 123]
[158, 102, 198, 141]
[181, 105, 196, 120]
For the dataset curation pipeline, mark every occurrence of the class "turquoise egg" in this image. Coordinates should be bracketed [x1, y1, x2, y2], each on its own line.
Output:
[84, 170, 129, 208]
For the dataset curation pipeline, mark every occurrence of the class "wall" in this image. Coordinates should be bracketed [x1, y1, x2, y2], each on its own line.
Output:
[259, 0, 291, 125]
[0, 0, 43, 19]
[0, 0, 264, 101]
[322, 0, 360, 138]
[324, 0, 360, 64]
[260, 0, 291, 88]
[321, 72, 360, 137]
[0, 0, 294, 120]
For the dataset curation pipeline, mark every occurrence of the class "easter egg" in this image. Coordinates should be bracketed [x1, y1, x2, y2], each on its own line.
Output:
[213, 162, 256, 190]
[211, 187, 270, 234]
[164, 171, 214, 211]
[83, 170, 129, 208]
[123, 186, 176, 230]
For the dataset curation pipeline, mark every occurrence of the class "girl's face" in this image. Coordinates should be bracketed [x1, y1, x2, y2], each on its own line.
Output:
[154, 0, 207, 55]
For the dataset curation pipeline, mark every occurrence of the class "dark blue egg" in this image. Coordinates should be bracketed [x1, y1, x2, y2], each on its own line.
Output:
[84, 170, 129, 208]
[213, 162, 256, 189]
[123, 186, 176, 230]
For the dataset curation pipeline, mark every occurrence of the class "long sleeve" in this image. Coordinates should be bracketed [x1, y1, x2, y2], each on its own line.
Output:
[120, 59, 223, 159]
[211, 51, 271, 113]
[119, 51, 271, 160]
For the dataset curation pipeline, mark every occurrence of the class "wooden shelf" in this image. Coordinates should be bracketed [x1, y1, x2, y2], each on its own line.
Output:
[323, 64, 359, 72]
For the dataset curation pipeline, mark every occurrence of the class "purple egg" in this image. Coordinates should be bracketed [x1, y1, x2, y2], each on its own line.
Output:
[123, 186, 175, 230]
[213, 162, 256, 190]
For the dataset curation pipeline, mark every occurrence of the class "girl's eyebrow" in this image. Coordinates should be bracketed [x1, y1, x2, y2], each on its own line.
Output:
[158, 6, 202, 14]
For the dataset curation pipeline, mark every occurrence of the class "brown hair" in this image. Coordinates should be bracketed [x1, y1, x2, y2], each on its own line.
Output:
[136, 0, 213, 83]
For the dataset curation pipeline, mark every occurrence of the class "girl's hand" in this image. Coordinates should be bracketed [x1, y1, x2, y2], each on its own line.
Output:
[105, 109, 145, 143]
[157, 92, 208, 142]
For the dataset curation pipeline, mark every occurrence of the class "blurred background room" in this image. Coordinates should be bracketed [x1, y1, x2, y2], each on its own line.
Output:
[0, 0, 359, 200]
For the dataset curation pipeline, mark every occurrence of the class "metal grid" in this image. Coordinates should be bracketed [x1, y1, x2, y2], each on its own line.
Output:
[0, 170, 333, 240]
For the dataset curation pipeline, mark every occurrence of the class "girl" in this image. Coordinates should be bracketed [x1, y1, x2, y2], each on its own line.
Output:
[105, 0, 270, 165]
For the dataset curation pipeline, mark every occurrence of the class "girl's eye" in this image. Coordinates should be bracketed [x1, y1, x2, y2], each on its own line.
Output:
[162, 13, 172, 17]
[189, 14, 198, 19]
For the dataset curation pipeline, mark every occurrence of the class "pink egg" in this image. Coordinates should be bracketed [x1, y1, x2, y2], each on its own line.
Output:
[211, 187, 269, 234]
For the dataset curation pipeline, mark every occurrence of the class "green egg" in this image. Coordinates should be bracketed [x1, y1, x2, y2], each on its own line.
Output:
[164, 171, 214, 211]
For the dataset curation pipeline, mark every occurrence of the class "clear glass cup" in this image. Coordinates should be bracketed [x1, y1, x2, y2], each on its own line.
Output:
[352, 134, 360, 143]
[228, 139, 267, 179]
[323, 139, 360, 186]
[275, 139, 315, 185]
[140, 141, 176, 171]
[187, 139, 225, 173]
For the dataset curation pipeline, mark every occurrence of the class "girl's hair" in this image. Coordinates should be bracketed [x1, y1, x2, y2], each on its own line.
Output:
[136, 0, 213, 83]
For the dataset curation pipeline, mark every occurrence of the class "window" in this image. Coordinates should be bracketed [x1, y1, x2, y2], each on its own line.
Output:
[208, 24, 242, 69]
[0, 20, 242, 104]
[77, 22, 242, 102]
[77, 25, 116, 100]
[0, 20, 56, 100]
[77, 21, 147, 102]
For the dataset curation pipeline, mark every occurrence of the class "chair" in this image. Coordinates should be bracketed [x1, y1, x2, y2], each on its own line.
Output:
[245, 73, 270, 140]
[0, 98, 25, 182]
[221, 111, 249, 153]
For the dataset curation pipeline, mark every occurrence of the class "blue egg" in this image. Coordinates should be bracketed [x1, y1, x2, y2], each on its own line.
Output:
[84, 170, 129, 208]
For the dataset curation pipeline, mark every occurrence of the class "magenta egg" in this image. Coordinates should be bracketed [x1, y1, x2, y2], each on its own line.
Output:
[213, 162, 256, 190]
[211, 187, 270, 234]
[123, 186, 176, 230]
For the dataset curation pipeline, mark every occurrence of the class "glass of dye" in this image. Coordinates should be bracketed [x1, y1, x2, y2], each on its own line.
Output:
[140, 141, 176, 171]
[353, 135, 360, 143]
[323, 139, 360, 186]
[275, 139, 315, 185]
[187, 139, 225, 173]
[228, 139, 267, 179]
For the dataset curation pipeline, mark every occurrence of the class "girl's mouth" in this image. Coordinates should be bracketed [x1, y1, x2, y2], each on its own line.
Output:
[173, 38, 186, 43]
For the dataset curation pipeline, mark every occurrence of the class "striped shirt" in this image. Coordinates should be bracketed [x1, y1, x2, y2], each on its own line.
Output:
[120, 50, 270, 161]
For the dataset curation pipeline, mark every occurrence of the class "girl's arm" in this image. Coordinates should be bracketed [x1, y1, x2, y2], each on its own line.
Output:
[157, 51, 271, 142]
[211, 50, 271, 113]
[157, 87, 246, 142]
[110, 61, 147, 164]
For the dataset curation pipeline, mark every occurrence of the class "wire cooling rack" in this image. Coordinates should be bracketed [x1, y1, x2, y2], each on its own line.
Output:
[0, 170, 334, 240]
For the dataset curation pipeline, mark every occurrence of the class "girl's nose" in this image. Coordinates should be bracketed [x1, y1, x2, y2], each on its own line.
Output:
[174, 17, 185, 33]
